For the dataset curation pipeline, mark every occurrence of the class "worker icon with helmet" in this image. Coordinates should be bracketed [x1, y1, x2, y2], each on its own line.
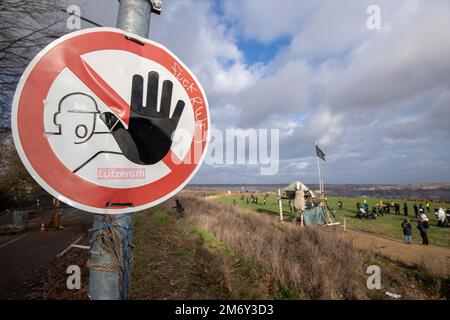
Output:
[48, 92, 106, 144]
[45, 92, 121, 174]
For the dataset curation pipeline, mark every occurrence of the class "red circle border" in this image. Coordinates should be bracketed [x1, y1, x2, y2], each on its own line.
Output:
[16, 30, 209, 210]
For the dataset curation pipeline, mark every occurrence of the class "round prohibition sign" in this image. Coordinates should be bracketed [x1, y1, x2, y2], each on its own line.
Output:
[11, 28, 210, 214]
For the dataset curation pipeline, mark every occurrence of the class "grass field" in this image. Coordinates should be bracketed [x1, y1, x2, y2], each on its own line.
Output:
[216, 193, 450, 248]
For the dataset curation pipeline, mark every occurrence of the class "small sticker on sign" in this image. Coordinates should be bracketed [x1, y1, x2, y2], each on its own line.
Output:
[97, 168, 146, 180]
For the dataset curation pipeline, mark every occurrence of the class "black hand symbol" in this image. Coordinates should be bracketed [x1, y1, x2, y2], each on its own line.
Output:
[100, 71, 185, 165]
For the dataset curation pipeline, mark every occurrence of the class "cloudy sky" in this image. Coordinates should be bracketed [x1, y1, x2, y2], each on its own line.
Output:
[65, 0, 450, 184]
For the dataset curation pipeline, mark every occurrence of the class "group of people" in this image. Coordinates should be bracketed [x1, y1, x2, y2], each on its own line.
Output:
[240, 192, 270, 206]
[351, 200, 437, 220]
[345, 198, 449, 245]
[354, 200, 377, 219]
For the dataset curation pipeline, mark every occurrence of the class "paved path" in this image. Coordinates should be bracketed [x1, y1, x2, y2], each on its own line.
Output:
[0, 209, 92, 299]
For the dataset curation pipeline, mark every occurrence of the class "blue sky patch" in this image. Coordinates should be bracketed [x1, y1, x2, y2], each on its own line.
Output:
[237, 36, 292, 65]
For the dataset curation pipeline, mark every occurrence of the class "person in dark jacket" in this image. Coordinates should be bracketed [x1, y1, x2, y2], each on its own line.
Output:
[417, 217, 429, 245]
[413, 203, 419, 218]
[394, 202, 400, 215]
[173, 199, 185, 218]
[401, 219, 412, 244]
[403, 202, 408, 216]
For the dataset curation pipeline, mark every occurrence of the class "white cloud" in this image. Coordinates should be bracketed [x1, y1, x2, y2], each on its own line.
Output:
[232, 59, 311, 127]
[323, 1, 450, 111]
[222, 0, 318, 43]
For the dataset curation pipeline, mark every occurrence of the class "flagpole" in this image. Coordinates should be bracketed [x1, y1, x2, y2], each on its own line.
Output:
[317, 157, 323, 197]
[322, 179, 325, 198]
[315, 142, 323, 198]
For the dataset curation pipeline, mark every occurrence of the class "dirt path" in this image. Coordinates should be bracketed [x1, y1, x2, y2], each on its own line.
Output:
[340, 228, 450, 276]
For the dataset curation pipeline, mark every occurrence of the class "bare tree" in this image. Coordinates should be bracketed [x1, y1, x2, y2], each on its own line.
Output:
[0, 0, 66, 126]
[0, 128, 42, 209]
[0, 1, 68, 208]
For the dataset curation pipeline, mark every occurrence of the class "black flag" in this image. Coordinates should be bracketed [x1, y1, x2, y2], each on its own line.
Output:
[316, 144, 326, 161]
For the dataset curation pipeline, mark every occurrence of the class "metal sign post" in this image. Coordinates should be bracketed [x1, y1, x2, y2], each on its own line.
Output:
[88, 0, 160, 300]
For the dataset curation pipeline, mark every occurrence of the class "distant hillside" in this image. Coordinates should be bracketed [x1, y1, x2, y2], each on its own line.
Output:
[187, 184, 450, 201]
[314, 184, 450, 201]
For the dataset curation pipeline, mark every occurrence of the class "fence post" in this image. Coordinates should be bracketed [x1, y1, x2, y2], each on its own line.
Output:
[278, 189, 283, 221]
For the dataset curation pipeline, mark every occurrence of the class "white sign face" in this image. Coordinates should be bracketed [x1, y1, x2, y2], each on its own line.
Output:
[11, 28, 210, 214]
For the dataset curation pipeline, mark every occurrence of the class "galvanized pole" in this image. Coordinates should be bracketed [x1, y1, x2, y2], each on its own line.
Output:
[88, 0, 160, 300]
[315, 142, 323, 198]
[116, 0, 153, 37]
[88, 214, 132, 300]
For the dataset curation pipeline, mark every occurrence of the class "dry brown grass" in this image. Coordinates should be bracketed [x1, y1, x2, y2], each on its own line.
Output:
[163, 193, 367, 299]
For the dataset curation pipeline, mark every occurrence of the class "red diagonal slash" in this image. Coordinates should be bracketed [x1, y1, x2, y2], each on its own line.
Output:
[62, 51, 182, 168]
[65, 55, 131, 127]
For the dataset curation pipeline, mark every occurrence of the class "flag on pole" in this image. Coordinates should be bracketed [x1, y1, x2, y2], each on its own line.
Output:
[315, 144, 326, 161]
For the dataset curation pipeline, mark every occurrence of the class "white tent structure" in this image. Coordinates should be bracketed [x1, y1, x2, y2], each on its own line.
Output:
[283, 181, 315, 198]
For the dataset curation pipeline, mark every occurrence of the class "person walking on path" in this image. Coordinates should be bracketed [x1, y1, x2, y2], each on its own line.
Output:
[401, 219, 413, 244]
[417, 215, 429, 245]
[403, 202, 408, 216]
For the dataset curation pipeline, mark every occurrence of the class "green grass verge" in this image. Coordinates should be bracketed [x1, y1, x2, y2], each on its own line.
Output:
[131, 207, 301, 299]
